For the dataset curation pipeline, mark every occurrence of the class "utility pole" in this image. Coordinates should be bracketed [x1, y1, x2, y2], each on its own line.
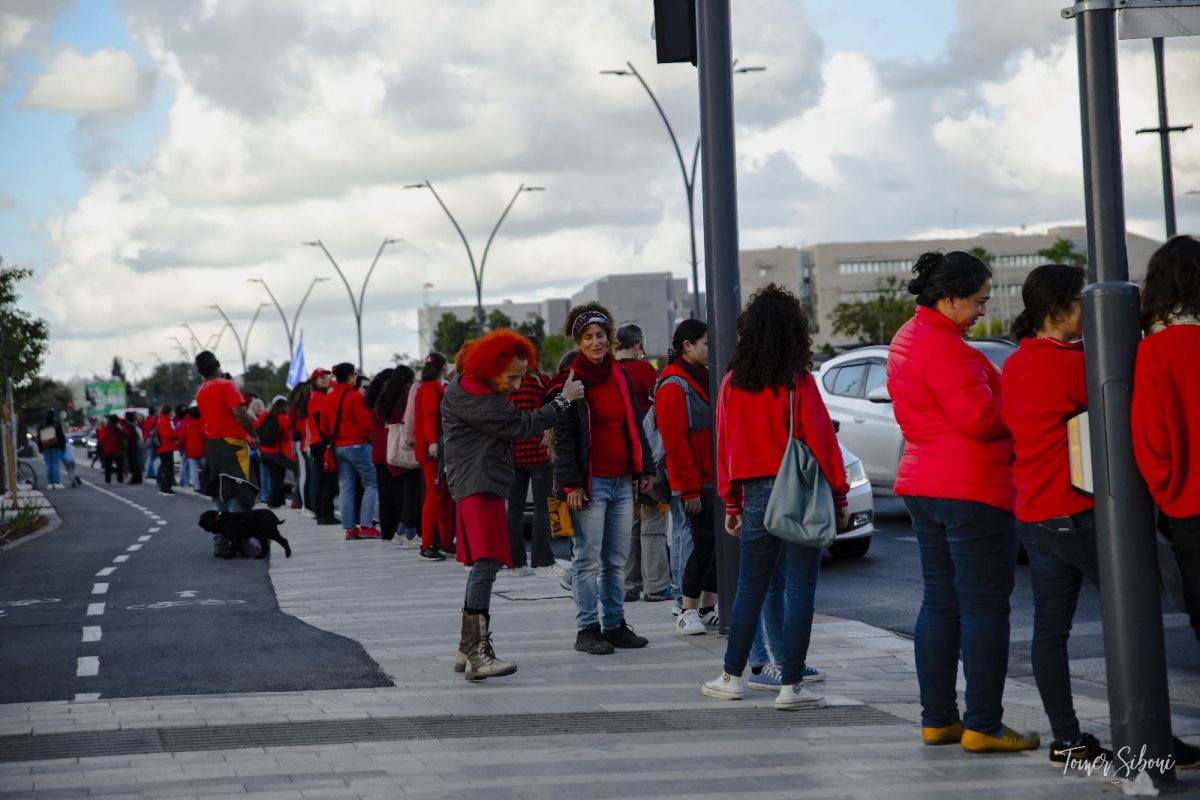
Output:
[1136, 37, 1191, 239]
[209, 304, 267, 380]
[1064, 0, 1177, 785]
[247, 277, 329, 364]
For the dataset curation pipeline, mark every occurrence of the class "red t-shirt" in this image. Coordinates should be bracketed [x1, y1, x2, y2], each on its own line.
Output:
[618, 358, 660, 414]
[1001, 337, 1093, 523]
[587, 374, 634, 478]
[196, 378, 248, 441]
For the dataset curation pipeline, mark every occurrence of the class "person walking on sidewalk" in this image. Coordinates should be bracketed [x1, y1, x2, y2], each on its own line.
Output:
[155, 404, 179, 496]
[415, 352, 455, 560]
[656, 320, 719, 635]
[1002, 264, 1113, 768]
[548, 302, 656, 656]
[443, 329, 584, 679]
[615, 324, 673, 603]
[887, 251, 1038, 753]
[321, 362, 380, 540]
[36, 408, 66, 489]
[1134, 235, 1200, 648]
[504, 351, 559, 577]
[701, 285, 848, 711]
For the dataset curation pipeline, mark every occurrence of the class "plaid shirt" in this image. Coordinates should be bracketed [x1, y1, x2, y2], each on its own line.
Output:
[510, 372, 551, 467]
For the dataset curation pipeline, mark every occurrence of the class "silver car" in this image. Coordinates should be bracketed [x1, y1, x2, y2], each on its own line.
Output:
[816, 338, 1018, 494]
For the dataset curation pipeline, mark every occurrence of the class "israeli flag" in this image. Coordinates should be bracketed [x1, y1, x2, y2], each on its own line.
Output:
[286, 332, 306, 389]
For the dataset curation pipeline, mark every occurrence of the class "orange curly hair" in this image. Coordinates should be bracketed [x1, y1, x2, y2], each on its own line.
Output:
[458, 329, 538, 379]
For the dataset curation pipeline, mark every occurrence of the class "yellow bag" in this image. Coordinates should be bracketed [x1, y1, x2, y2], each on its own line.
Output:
[547, 496, 575, 538]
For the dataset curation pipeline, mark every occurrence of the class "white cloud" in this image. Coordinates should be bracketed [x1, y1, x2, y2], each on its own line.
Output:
[25, 47, 152, 113]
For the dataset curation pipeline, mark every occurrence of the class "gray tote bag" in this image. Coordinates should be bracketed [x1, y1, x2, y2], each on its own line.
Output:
[763, 384, 837, 549]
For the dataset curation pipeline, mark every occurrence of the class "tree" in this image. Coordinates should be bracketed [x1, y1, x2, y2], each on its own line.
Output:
[487, 309, 513, 330]
[241, 361, 290, 402]
[391, 352, 423, 371]
[143, 362, 202, 407]
[111, 357, 125, 381]
[829, 276, 914, 345]
[968, 246, 995, 269]
[0, 260, 50, 406]
[17, 376, 75, 420]
[433, 313, 478, 358]
[1038, 238, 1088, 267]
[539, 335, 574, 373]
[516, 316, 546, 342]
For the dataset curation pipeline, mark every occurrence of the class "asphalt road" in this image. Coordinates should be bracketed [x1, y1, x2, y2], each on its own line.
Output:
[816, 496, 1200, 716]
[0, 458, 390, 704]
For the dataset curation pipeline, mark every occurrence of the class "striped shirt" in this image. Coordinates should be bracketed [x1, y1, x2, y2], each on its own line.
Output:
[510, 372, 550, 467]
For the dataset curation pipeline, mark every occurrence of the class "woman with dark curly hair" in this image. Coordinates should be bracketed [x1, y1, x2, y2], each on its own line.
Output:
[442, 330, 584, 678]
[886, 251, 1037, 753]
[1134, 235, 1200, 647]
[547, 301, 656, 655]
[701, 284, 848, 710]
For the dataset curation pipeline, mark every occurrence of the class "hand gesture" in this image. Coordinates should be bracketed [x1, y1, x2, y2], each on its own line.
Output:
[561, 369, 585, 403]
[567, 487, 588, 511]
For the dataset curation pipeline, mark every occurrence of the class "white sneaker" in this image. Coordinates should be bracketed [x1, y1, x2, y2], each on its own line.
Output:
[676, 610, 706, 636]
[402, 538, 421, 549]
[505, 566, 535, 577]
[702, 672, 744, 701]
[700, 609, 720, 627]
[534, 564, 567, 578]
[775, 681, 826, 710]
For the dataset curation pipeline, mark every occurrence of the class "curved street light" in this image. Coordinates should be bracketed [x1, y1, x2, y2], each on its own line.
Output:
[301, 238, 400, 372]
[405, 181, 544, 329]
[247, 277, 330, 365]
[209, 303, 267, 379]
[601, 59, 764, 318]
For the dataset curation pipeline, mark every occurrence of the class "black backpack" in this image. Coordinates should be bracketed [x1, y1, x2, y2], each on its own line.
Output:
[257, 414, 280, 447]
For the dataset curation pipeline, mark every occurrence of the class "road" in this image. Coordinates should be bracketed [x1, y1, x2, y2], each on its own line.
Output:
[0, 459, 390, 704]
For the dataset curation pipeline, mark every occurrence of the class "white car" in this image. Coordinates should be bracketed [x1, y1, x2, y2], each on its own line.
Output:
[816, 339, 1018, 494]
[832, 441, 874, 559]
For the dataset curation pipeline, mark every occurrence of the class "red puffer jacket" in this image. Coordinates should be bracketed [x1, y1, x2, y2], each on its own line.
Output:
[655, 361, 713, 501]
[886, 306, 1015, 511]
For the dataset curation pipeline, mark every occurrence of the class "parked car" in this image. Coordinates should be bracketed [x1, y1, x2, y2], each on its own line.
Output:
[816, 338, 1018, 494]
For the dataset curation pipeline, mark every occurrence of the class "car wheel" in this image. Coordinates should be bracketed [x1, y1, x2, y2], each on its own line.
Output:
[829, 537, 871, 559]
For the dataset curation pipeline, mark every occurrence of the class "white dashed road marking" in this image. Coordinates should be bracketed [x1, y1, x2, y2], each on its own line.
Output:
[87, 603, 105, 616]
[148, 527, 160, 533]
[126, 544, 142, 552]
[76, 657, 99, 677]
[82, 626, 102, 642]
[138, 535, 151, 542]
[113, 555, 129, 563]
[73, 693, 101, 702]
[96, 567, 116, 577]
[92, 583, 109, 595]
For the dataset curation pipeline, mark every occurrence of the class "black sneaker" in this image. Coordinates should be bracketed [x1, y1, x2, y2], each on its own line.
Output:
[441, 543, 456, 555]
[1174, 737, 1200, 770]
[624, 589, 641, 602]
[575, 623, 615, 655]
[315, 516, 339, 526]
[603, 620, 648, 649]
[1049, 732, 1113, 769]
[419, 547, 446, 562]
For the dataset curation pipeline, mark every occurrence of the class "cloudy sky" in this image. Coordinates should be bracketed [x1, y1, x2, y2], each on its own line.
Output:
[2, 0, 1198, 382]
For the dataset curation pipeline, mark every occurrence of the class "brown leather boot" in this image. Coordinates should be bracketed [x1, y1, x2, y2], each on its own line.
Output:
[463, 612, 517, 680]
[453, 609, 470, 673]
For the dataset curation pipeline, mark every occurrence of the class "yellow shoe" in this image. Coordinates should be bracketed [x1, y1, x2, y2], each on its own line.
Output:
[961, 725, 1041, 753]
[921, 721, 965, 746]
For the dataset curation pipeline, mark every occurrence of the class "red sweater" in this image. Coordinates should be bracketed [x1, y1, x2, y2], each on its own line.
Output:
[1001, 337, 1093, 523]
[1132, 324, 1200, 518]
[656, 361, 712, 500]
[318, 384, 372, 447]
[588, 374, 634, 478]
[887, 306, 1015, 512]
[182, 416, 208, 459]
[414, 380, 445, 464]
[618, 358, 660, 415]
[717, 372, 848, 515]
[255, 411, 294, 459]
[156, 415, 178, 454]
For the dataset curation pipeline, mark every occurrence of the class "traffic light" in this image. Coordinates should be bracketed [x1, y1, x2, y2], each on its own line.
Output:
[653, 0, 697, 65]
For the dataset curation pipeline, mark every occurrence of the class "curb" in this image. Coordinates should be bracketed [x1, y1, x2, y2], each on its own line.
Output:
[0, 490, 61, 553]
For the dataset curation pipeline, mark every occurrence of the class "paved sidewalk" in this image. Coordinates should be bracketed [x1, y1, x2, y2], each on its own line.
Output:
[2, 506, 1198, 799]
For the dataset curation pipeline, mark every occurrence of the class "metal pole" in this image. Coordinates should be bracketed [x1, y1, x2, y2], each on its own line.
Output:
[1153, 38, 1176, 238]
[1074, 6, 1175, 785]
[696, 0, 742, 634]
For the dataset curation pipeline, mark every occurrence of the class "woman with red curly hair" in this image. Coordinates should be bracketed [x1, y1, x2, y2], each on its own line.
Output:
[442, 329, 584, 679]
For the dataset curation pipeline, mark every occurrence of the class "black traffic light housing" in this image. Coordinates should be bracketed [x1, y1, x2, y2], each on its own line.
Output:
[653, 0, 697, 65]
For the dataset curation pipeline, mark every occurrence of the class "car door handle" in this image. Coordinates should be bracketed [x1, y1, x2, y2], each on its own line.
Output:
[852, 415, 865, 423]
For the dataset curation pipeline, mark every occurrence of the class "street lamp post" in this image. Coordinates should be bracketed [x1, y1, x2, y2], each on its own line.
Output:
[1135, 37, 1192, 240]
[601, 60, 764, 319]
[302, 238, 400, 372]
[209, 303, 267, 379]
[405, 181, 544, 330]
[168, 336, 191, 361]
[247, 277, 330, 364]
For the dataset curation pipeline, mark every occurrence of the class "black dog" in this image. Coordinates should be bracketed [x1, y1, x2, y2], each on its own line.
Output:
[198, 510, 292, 559]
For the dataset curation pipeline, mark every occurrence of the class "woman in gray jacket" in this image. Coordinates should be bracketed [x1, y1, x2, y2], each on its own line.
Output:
[442, 329, 584, 679]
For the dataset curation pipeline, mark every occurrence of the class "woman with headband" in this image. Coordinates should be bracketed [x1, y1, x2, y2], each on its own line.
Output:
[546, 302, 656, 656]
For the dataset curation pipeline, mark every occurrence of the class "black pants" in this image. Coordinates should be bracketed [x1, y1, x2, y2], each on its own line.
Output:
[506, 464, 554, 568]
[683, 493, 719, 598]
[128, 448, 144, 484]
[303, 453, 316, 511]
[377, 464, 406, 540]
[102, 455, 124, 483]
[1161, 512, 1200, 645]
[157, 451, 175, 493]
[399, 469, 422, 534]
[310, 443, 337, 519]
[265, 458, 287, 508]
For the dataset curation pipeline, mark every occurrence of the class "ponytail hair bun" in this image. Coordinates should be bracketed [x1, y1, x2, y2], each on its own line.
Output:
[908, 252, 944, 297]
[1010, 309, 1037, 341]
[909, 250, 992, 308]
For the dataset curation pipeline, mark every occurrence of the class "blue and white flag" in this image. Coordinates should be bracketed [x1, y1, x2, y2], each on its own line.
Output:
[286, 332, 306, 389]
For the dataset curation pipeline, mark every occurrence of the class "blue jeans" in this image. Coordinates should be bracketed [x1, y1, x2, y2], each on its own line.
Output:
[145, 450, 157, 479]
[669, 498, 694, 602]
[180, 455, 191, 487]
[723, 478, 822, 685]
[336, 443, 377, 530]
[1019, 515, 1099, 741]
[189, 458, 204, 491]
[749, 568, 785, 668]
[570, 476, 633, 630]
[905, 496, 1017, 734]
[42, 449, 62, 485]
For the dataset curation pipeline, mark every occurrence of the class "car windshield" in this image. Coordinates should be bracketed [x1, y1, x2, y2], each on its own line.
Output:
[968, 340, 1017, 368]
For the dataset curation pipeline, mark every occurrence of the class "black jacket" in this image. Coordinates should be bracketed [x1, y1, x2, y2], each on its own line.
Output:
[549, 366, 655, 497]
[36, 420, 66, 452]
[441, 376, 563, 502]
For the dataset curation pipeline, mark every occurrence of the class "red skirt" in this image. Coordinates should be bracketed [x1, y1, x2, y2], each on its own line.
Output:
[456, 493, 511, 567]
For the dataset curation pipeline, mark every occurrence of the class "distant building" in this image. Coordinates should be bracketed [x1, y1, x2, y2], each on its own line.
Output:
[741, 226, 1162, 348]
[570, 272, 701, 356]
[416, 299, 569, 354]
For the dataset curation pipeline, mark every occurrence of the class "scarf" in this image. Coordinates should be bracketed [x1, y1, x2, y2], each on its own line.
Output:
[1150, 311, 1200, 333]
[566, 351, 614, 390]
[677, 359, 710, 395]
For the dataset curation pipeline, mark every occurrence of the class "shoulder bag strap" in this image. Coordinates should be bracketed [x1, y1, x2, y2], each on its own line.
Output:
[329, 391, 349, 448]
